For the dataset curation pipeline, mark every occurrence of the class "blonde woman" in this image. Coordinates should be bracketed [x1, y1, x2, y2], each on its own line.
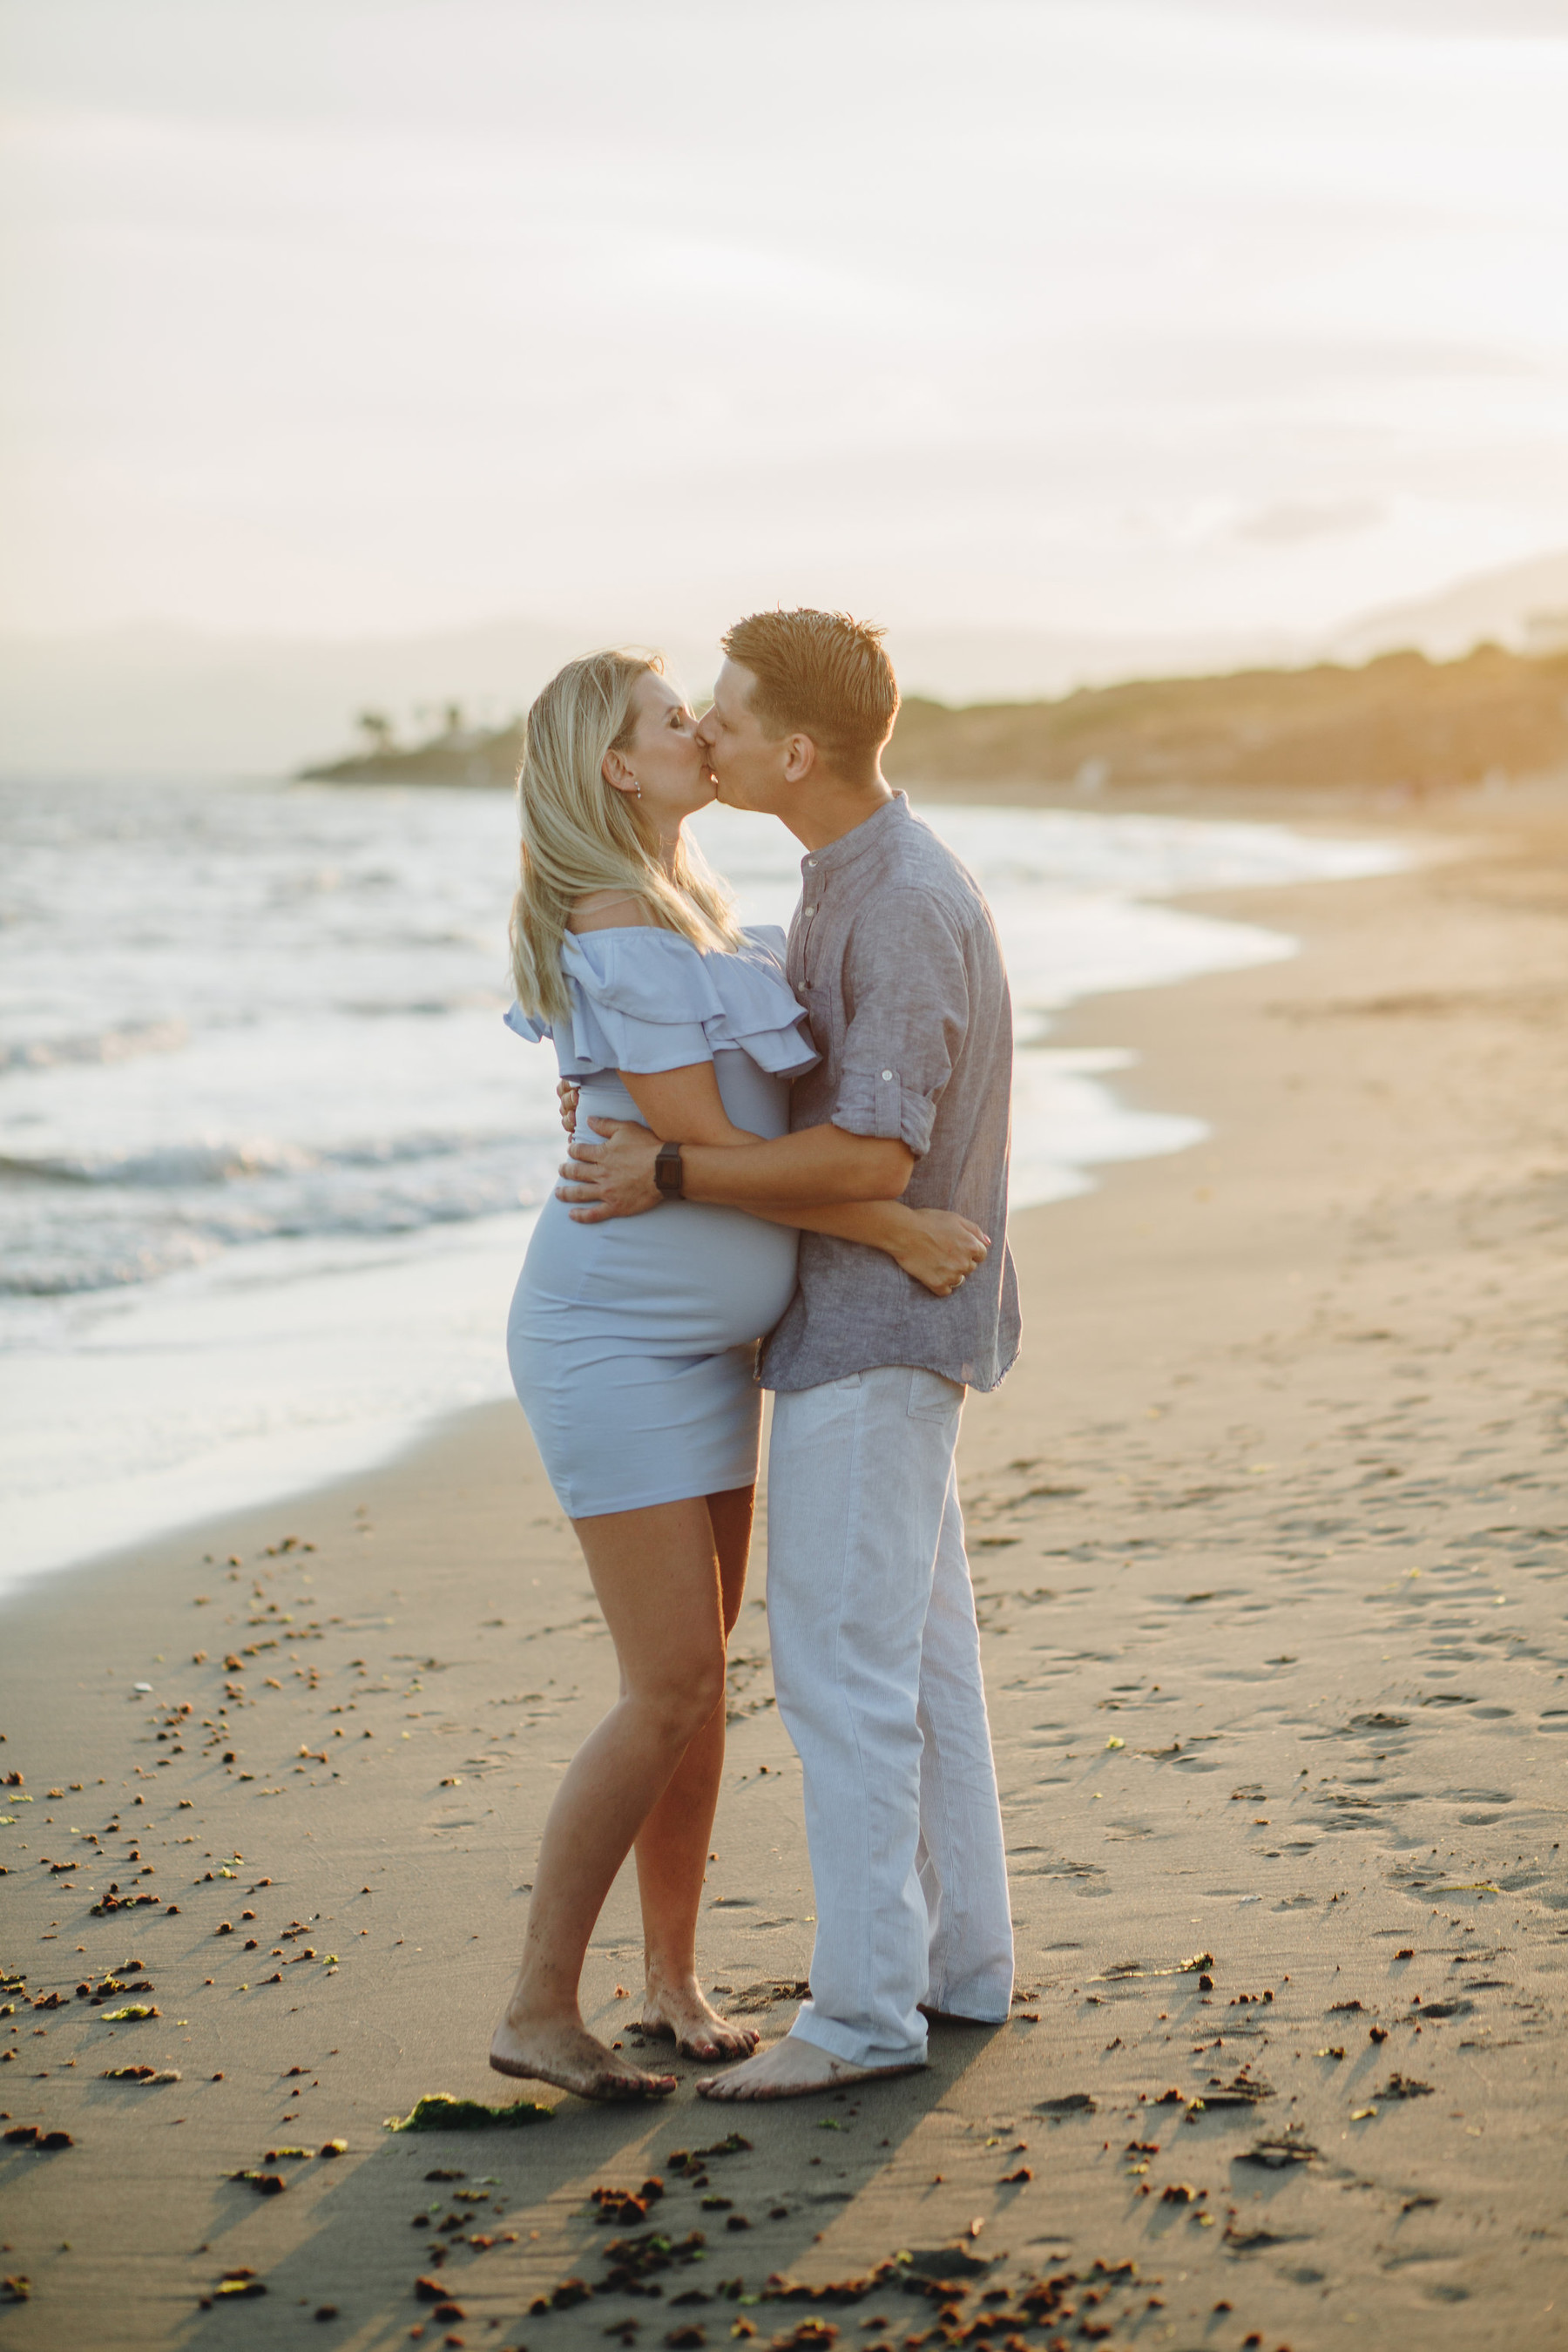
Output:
[491, 649, 989, 2102]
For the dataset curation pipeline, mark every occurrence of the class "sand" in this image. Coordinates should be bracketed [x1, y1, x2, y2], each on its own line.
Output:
[2, 786, 1566, 2350]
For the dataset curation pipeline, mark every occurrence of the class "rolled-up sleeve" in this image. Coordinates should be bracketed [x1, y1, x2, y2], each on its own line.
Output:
[831, 889, 969, 1157]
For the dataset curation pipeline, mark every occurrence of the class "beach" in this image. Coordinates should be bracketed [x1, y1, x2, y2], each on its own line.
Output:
[2, 787, 1565, 2349]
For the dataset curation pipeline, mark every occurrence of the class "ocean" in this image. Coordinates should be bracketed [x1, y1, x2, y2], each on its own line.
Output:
[0, 778, 1402, 1590]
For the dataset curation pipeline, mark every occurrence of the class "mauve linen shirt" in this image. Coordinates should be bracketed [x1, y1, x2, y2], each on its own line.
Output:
[759, 793, 1023, 1395]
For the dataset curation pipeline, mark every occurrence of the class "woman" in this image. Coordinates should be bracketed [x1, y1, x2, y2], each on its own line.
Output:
[491, 649, 989, 2101]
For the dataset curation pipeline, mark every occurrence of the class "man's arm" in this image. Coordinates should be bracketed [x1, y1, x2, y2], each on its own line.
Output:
[558, 1116, 911, 1223]
[560, 878, 966, 1222]
[752, 1198, 989, 1296]
[686, 1123, 913, 1205]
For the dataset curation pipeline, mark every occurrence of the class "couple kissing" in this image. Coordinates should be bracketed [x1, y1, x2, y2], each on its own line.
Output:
[491, 607, 1020, 2103]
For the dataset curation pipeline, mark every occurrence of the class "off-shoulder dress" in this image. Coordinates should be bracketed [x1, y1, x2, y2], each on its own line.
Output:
[504, 923, 819, 1517]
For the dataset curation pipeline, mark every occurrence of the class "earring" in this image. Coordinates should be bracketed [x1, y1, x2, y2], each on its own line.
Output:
[629, 778, 643, 799]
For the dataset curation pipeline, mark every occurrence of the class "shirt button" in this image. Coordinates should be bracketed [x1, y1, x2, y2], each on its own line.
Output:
[881, 1070, 893, 1082]
[805, 856, 816, 868]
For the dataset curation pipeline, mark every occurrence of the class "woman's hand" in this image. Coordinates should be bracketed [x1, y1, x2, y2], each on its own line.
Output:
[557, 1078, 579, 1135]
[889, 1207, 990, 1297]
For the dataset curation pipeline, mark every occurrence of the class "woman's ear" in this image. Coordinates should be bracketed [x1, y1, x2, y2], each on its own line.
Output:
[602, 746, 638, 795]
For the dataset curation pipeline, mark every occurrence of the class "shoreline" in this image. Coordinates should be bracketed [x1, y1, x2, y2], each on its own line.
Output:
[0, 784, 1520, 1610]
[2, 796, 1565, 2348]
[3, 790, 1405, 1599]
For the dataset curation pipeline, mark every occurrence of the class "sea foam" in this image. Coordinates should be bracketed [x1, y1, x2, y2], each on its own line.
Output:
[0, 776, 1402, 1588]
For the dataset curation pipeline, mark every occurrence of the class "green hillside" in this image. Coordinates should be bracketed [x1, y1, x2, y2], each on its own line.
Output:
[302, 643, 1568, 801]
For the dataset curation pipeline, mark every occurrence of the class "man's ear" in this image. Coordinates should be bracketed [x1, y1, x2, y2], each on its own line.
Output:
[781, 732, 818, 785]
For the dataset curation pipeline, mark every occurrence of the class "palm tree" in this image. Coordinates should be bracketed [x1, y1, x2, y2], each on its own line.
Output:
[355, 709, 396, 754]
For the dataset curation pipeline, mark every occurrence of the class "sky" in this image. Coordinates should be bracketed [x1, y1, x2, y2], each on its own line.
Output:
[3, 0, 1567, 654]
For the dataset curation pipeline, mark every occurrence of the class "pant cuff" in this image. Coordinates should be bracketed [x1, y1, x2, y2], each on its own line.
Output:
[926, 1973, 1013, 2024]
[788, 2007, 928, 2071]
[924, 1995, 1011, 2024]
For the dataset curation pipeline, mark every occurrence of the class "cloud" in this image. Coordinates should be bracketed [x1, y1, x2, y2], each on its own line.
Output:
[1233, 499, 1385, 546]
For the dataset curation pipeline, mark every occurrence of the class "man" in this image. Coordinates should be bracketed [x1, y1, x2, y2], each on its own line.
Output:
[560, 608, 1019, 2096]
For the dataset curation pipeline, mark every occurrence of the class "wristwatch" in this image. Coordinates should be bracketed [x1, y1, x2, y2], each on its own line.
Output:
[653, 1139, 685, 1200]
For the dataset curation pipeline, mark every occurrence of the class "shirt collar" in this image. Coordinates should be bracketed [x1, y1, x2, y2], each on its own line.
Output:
[799, 790, 908, 883]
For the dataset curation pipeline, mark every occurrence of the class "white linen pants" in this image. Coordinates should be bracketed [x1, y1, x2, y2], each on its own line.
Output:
[766, 1364, 1015, 2067]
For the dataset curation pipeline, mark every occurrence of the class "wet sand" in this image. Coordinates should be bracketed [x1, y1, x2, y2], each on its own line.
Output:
[3, 791, 1566, 2349]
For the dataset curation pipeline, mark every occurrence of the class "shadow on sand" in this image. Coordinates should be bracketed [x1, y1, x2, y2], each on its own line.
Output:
[170, 2011, 1012, 2350]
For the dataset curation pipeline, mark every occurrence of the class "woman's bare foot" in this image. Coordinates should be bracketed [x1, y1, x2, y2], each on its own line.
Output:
[696, 2036, 926, 2100]
[490, 2011, 676, 2102]
[639, 1977, 760, 2063]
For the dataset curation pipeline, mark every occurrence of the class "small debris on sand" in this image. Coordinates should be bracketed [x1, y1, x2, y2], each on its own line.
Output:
[385, 2094, 553, 2132]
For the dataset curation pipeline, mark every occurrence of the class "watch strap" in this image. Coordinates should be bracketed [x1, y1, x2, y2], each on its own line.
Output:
[653, 1139, 685, 1200]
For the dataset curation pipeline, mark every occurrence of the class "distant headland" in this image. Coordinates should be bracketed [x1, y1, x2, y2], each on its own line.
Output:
[300, 643, 1568, 807]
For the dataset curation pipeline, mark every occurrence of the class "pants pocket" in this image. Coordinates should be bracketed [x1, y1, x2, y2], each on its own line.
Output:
[907, 1367, 964, 1422]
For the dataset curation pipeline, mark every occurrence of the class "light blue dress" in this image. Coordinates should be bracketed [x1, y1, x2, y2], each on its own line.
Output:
[504, 924, 820, 1518]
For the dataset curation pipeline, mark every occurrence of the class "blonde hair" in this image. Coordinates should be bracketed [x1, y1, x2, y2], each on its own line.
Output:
[509, 649, 743, 1024]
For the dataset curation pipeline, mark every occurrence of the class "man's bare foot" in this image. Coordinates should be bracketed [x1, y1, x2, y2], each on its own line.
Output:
[640, 1977, 760, 2064]
[695, 2036, 925, 2101]
[490, 2011, 676, 2102]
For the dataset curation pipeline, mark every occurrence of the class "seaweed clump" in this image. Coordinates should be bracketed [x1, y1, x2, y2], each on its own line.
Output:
[384, 2093, 553, 2132]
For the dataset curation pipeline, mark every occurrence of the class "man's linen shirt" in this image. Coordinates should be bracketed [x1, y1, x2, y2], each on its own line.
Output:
[759, 794, 1022, 1395]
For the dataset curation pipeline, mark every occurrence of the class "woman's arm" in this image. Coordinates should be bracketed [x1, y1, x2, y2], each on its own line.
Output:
[614, 1063, 760, 1150]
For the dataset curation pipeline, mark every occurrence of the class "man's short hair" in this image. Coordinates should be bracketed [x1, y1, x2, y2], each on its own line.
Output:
[721, 608, 898, 767]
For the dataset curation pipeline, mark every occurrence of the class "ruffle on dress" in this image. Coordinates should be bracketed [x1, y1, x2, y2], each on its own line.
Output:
[504, 923, 819, 1080]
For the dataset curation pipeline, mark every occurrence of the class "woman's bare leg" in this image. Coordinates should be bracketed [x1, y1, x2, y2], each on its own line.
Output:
[490, 1493, 732, 2100]
[636, 1484, 761, 2060]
